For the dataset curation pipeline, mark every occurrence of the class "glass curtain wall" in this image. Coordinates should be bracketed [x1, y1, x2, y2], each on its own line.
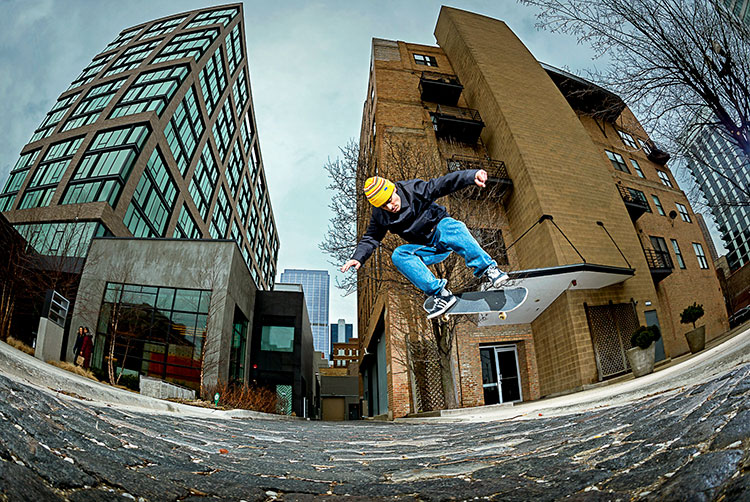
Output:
[95, 282, 211, 390]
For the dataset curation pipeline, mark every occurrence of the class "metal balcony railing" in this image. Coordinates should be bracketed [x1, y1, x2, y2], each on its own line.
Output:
[617, 184, 650, 220]
[643, 248, 673, 282]
[431, 105, 484, 144]
[647, 142, 671, 165]
[419, 71, 463, 105]
[447, 155, 512, 201]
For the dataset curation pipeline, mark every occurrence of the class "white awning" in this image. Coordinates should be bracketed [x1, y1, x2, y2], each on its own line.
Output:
[478, 263, 634, 326]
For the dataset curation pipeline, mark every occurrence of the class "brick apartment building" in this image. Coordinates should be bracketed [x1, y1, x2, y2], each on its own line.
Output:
[355, 7, 728, 418]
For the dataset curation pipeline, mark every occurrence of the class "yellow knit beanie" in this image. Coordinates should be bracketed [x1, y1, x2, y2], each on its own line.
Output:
[364, 176, 395, 207]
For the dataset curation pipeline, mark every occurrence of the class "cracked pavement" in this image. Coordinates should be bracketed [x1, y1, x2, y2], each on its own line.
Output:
[0, 362, 748, 501]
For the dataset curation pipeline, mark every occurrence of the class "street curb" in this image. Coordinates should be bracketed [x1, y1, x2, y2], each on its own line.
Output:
[0, 341, 295, 421]
[398, 325, 750, 423]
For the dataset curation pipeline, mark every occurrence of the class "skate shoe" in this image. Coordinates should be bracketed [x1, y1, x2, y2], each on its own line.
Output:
[426, 288, 458, 320]
[482, 265, 510, 290]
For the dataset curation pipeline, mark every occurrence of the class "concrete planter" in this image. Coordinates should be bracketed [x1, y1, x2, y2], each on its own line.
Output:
[626, 343, 655, 378]
[685, 325, 706, 354]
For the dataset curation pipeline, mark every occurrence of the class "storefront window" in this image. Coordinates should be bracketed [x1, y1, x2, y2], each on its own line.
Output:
[95, 282, 211, 390]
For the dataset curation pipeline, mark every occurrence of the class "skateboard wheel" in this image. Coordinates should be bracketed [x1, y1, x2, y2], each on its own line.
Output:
[498, 311, 507, 320]
[442, 314, 450, 323]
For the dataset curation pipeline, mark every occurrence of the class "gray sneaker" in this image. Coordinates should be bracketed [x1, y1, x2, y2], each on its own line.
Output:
[482, 265, 510, 290]
[426, 289, 458, 320]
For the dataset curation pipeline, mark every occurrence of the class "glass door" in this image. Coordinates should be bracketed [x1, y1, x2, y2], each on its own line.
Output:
[480, 348, 500, 405]
[495, 347, 523, 403]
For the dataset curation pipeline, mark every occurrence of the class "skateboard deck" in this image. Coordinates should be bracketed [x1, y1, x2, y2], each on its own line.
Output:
[423, 287, 529, 320]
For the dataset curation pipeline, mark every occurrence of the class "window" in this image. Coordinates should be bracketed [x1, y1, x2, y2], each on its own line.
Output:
[15, 221, 108, 257]
[627, 188, 649, 211]
[671, 239, 686, 269]
[231, 219, 243, 249]
[63, 79, 126, 132]
[229, 308, 248, 383]
[103, 39, 162, 77]
[139, 15, 186, 39]
[617, 130, 638, 148]
[30, 92, 80, 142]
[164, 86, 205, 176]
[18, 137, 84, 209]
[173, 203, 201, 239]
[110, 65, 188, 118]
[232, 69, 249, 115]
[212, 98, 236, 161]
[151, 28, 218, 64]
[225, 142, 243, 198]
[240, 111, 255, 154]
[103, 26, 141, 53]
[676, 202, 692, 222]
[651, 195, 665, 216]
[96, 282, 211, 391]
[657, 170, 674, 188]
[605, 150, 629, 173]
[261, 325, 294, 352]
[0, 149, 41, 211]
[637, 138, 651, 155]
[69, 53, 117, 90]
[185, 7, 239, 28]
[210, 185, 231, 238]
[199, 47, 227, 117]
[225, 23, 243, 76]
[62, 124, 150, 207]
[693, 242, 709, 269]
[188, 144, 219, 222]
[413, 54, 438, 67]
[123, 148, 177, 238]
[629, 158, 645, 178]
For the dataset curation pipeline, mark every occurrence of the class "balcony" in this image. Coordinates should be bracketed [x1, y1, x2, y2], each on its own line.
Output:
[643, 248, 673, 283]
[447, 155, 513, 201]
[647, 142, 671, 165]
[431, 104, 484, 144]
[419, 71, 463, 105]
[617, 185, 650, 221]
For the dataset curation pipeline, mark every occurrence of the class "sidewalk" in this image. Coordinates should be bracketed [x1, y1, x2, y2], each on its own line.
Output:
[402, 323, 750, 423]
[0, 340, 291, 421]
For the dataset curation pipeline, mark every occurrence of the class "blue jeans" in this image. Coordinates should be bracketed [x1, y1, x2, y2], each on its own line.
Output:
[391, 217, 496, 296]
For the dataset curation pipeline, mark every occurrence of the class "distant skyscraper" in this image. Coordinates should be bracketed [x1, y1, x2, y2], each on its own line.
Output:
[330, 318, 354, 345]
[279, 269, 330, 356]
[721, 0, 750, 24]
[0, 4, 278, 289]
[685, 116, 750, 271]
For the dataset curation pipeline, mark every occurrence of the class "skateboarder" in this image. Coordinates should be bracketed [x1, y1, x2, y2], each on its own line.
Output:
[340, 169, 509, 319]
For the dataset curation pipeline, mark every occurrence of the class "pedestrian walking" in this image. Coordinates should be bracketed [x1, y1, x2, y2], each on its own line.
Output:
[72, 326, 85, 366]
[80, 327, 94, 370]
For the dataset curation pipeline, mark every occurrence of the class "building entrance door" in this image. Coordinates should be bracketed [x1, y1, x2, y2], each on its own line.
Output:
[480, 345, 523, 405]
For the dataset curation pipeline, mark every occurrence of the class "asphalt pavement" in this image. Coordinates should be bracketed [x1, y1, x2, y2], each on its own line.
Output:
[0, 325, 749, 501]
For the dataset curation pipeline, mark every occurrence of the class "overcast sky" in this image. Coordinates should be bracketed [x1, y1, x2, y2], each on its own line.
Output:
[4, 0, 718, 334]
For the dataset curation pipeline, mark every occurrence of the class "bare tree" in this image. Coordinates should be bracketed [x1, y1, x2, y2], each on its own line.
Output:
[321, 137, 510, 411]
[519, 0, 750, 207]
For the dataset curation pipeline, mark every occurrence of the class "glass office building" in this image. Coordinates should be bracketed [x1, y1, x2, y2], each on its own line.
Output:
[330, 319, 354, 344]
[686, 124, 750, 270]
[0, 4, 278, 289]
[279, 269, 330, 357]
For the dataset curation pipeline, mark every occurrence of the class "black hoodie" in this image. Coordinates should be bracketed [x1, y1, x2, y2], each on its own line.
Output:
[351, 169, 479, 264]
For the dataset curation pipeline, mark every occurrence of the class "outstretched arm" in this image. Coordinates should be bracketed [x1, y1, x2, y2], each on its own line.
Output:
[423, 169, 487, 200]
[343, 215, 387, 272]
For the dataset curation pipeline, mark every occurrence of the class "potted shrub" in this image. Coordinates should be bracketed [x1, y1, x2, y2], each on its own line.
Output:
[626, 325, 661, 377]
[681, 302, 706, 353]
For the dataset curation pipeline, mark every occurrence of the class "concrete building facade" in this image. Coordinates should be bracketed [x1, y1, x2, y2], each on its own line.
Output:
[0, 4, 278, 290]
[356, 7, 728, 418]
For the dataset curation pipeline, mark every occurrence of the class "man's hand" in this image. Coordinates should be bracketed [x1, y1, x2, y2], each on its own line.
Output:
[475, 169, 488, 187]
[341, 259, 361, 273]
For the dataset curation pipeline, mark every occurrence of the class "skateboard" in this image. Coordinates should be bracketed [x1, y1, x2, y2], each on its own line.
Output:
[423, 287, 529, 322]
